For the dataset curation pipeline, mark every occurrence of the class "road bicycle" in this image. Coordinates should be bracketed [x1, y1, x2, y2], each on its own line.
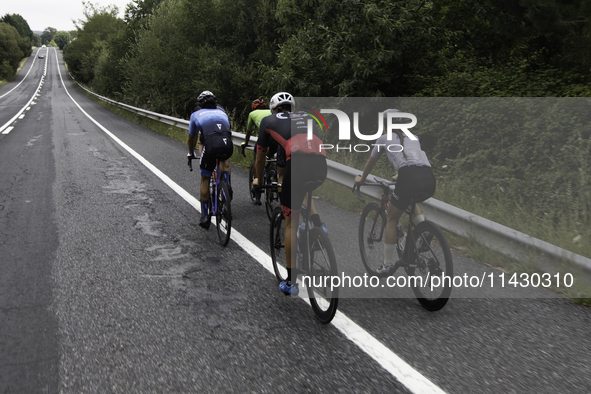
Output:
[188, 155, 232, 246]
[248, 156, 280, 221]
[353, 178, 453, 311]
[268, 181, 339, 323]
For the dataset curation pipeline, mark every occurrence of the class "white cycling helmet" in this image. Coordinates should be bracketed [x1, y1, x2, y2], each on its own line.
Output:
[269, 92, 295, 111]
[382, 108, 401, 122]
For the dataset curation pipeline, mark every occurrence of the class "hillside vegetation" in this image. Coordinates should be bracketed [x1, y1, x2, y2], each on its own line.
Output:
[63, 0, 591, 258]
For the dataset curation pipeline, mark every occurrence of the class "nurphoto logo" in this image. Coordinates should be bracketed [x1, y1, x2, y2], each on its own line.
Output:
[304, 109, 418, 153]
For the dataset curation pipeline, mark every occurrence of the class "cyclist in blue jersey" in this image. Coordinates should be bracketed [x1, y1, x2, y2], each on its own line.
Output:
[187, 91, 234, 229]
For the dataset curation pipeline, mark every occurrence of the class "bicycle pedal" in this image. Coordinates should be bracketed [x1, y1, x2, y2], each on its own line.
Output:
[376, 264, 394, 277]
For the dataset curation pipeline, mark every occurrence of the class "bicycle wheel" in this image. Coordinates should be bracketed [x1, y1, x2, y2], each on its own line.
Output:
[406, 220, 453, 311]
[216, 181, 232, 246]
[265, 166, 280, 221]
[270, 207, 288, 282]
[306, 227, 339, 324]
[359, 202, 388, 276]
[248, 160, 256, 203]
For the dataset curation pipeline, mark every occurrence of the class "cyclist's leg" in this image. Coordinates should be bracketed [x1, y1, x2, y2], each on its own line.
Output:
[199, 146, 215, 228]
[276, 145, 285, 192]
[219, 160, 232, 199]
[384, 202, 404, 265]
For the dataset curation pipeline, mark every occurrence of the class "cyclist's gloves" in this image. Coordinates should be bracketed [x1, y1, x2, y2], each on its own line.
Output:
[240, 142, 248, 157]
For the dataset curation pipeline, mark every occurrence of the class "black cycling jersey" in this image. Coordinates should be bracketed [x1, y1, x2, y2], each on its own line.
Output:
[256, 111, 327, 217]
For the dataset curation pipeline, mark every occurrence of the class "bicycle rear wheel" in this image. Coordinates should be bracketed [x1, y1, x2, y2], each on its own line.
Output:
[216, 181, 232, 246]
[306, 227, 339, 324]
[270, 207, 288, 282]
[359, 202, 388, 276]
[265, 166, 280, 221]
[406, 220, 453, 311]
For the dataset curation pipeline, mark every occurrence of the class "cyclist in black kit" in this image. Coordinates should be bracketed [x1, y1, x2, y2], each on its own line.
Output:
[254, 92, 328, 295]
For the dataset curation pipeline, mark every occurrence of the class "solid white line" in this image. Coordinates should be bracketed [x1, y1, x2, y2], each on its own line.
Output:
[54, 48, 446, 394]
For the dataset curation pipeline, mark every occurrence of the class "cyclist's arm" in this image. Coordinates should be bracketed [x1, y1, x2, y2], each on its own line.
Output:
[245, 114, 256, 146]
[187, 118, 199, 156]
[356, 156, 379, 183]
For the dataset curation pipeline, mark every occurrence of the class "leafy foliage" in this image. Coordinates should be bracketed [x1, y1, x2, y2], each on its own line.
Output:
[63, 0, 591, 255]
[63, 3, 124, 85]
[0, 22, 30, 81]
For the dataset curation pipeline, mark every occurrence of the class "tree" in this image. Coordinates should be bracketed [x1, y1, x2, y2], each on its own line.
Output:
[53, 31, 70, 49]
[63, 2, 124, 84]
[1, 14, 33, 41]
[0, 22, 25, 81]
[261, 0, 449, 97]
[40, 27, 57, 45]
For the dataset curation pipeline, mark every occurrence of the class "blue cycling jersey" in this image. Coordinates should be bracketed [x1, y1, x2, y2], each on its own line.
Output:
[189, 108, 231, 137]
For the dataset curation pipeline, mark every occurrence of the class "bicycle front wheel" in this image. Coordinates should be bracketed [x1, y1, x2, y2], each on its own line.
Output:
[265, 166, 281, 222]
[406, 220, 453, 311]
[306, 227, 339, 324]
[359, 202, 388, 276]
[270, 207, 287, 282]
[216, 181, 232, 246]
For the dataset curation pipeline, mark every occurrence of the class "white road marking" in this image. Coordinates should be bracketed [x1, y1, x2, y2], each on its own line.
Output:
[0, 69, 45, 134]
[54, 48, 446, 394]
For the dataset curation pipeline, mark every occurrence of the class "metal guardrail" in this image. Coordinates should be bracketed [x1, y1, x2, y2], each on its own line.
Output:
[72, 79, 591, 286]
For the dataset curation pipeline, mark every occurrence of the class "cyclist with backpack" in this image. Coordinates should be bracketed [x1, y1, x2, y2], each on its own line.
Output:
[187, 90, 234, 229]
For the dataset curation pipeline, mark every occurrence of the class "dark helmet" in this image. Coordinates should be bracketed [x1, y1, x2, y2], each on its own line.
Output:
[197, 90, 216, 107]
[251, 98, 268, 110]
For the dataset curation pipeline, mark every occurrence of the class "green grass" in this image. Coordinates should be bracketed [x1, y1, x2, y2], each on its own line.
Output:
[0, 56, 29, 88]
[433, 178, 591, 259]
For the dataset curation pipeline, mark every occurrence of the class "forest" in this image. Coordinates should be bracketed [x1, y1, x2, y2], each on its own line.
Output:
[0, 14, 34, 81]
[34, 0, 591, 258]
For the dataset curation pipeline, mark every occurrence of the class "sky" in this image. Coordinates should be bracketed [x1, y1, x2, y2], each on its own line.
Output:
[2, 0, 133, 32]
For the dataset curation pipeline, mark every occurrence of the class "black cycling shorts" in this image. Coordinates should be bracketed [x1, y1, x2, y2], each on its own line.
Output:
[390, 165, 436, 211]
[199, 133, 233, 176]
[282, 154, 327, 219]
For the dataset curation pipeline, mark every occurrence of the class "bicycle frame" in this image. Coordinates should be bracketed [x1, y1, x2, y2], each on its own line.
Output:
[209, 161, 220, 216]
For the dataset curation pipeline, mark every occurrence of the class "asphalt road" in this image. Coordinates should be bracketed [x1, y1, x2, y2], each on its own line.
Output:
[1, 48, 590, 393]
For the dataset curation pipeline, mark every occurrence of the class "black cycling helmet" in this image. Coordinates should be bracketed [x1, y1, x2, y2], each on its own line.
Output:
[197, 90, 216, 107]
[251, 98, 268, 110]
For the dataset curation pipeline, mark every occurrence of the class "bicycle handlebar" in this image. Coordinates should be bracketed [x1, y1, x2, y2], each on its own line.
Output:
[187, 154, 200, 171]
[352, 176, 396, 203]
